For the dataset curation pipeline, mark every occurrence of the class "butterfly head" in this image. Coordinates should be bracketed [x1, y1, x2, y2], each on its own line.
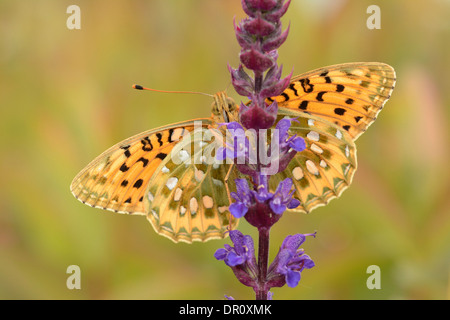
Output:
[211, 91, 240, 124]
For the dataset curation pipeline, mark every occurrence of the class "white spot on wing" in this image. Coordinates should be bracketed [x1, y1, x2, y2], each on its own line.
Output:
[218, 206, 228, 213]
[307, 131, 320, 142]
[292, 167, 304, 180]
[335, 130, 343, 140]
[166, 177, 178, 190]
[195, 167, 205, 182]
[202, 195, 213, 209]
[306, 160, 319, 175]
[178, 150, 190, 163]
[174, 187, 182, 201]
[212, 178, 224, 187]
[161, 166, 170, 173]
[170, 128, 185, 142]
[308, 119, 315, 126]
[190, 197, 198, 214]
[311, 143, 323, 154]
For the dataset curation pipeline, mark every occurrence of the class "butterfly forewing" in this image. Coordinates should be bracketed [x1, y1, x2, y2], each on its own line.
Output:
[71, 120, 208, 215]
[270, 62, 396, 140]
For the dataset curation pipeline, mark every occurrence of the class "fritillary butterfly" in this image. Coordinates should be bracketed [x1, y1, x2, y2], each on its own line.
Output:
[71, 62, 396, 243]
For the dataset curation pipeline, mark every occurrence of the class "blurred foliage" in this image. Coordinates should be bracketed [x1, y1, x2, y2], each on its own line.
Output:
[1, 0, 449, 299]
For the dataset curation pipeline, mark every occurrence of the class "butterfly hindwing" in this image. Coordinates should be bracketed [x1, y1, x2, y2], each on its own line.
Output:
[146, 126, 239, 243]
[270, 62, 396, 140]
[271, 108, 357, 213]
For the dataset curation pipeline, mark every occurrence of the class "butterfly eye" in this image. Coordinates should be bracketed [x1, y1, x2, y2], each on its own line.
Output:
[227, 99, 237, 111]
[211, 103, 219, 115]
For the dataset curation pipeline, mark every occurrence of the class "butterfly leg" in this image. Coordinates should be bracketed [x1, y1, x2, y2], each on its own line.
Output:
[224, 163, 234, 205]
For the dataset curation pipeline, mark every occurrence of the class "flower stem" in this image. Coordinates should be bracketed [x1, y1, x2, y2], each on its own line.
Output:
[254, 71, 263, 93]
[255, 226, 270, 300]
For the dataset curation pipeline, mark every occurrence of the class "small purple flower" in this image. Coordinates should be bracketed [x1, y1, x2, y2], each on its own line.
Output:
[217, 118, 306, 177]
[269, 178, 301, 214]
[214, 230, 255, 267]
[276, 118, 306, 152]
[216, 122, 250, 165]
[214, 230, 258, 288]
[227, 177, 300, 219]
[229, 179, 253, 218]
[267, 233, 316, 288]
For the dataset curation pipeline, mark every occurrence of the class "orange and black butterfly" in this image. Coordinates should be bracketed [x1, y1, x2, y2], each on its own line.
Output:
[71, 62, 396, 243]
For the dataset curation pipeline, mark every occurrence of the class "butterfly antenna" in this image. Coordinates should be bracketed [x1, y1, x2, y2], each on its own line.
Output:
[132, 84, 213, 98]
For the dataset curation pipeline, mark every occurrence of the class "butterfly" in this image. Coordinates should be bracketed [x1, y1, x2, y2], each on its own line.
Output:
[71, 62, 396, 243]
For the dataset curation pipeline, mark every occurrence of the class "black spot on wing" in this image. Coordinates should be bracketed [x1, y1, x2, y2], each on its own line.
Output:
[168, 128, 175, 142]
[345, 98, 354, 105]
[298, 100, 308, 110]
[316, 92, 326, 102]
[156, 153, 167, 161]
[155, 133, 163, 146]
[300, 78, 314, 93]
[141, 137, 153, 151]
[289, 83, 299, 96]
[133, 179, 144, 189]
[334, 108, 346, 116]
[137, 157, 149, 167]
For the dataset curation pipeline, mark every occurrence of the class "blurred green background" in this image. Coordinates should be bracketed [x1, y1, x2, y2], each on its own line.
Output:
[1, 0, 449, 299]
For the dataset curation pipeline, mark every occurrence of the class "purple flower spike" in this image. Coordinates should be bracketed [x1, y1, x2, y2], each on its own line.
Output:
[216, 0, 317, 300]
[231, 0, 292, 131]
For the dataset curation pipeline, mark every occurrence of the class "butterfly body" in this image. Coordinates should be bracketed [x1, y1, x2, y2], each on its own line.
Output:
[71, 62, 396, 243]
